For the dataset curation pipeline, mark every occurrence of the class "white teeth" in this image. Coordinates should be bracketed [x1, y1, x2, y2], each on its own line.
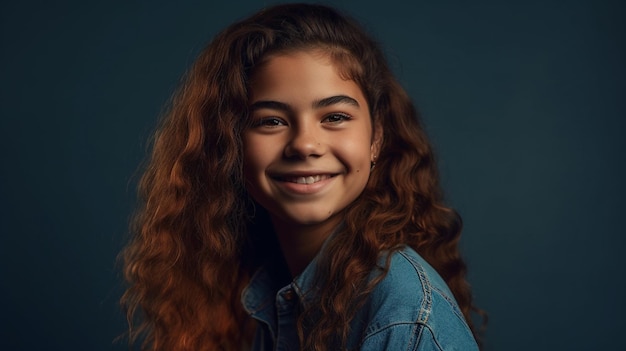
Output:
[290, 175, 325, 184]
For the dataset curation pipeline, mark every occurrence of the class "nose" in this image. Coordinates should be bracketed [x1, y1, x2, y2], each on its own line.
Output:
[283, 124, 325, 159]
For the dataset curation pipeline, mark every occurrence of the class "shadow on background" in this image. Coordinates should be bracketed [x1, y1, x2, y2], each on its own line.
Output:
[1, 0, 624, 350]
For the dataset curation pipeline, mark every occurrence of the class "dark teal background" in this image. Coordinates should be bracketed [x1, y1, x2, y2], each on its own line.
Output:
[1, 1, 624, 350]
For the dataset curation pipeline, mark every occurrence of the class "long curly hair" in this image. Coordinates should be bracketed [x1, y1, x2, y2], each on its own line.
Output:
[121, 3, 482, 350]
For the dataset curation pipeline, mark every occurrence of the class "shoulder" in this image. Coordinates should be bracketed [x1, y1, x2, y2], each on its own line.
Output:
[351, 247, 478, 350]
[366, 246, 462, 323]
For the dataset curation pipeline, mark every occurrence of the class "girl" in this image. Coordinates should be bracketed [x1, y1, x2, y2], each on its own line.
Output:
[122, 3, 482, 350]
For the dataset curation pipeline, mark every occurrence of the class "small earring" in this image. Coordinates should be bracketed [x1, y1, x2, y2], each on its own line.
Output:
[370, 161, 376, 170]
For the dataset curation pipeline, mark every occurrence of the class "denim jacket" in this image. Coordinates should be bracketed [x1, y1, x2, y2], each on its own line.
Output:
[241, 246, 478, 350]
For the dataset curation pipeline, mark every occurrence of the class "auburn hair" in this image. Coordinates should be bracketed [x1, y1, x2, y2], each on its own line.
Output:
[121, 3, 482, 350]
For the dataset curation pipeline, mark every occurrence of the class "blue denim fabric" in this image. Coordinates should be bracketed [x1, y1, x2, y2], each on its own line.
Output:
[241, 246, 478, 350]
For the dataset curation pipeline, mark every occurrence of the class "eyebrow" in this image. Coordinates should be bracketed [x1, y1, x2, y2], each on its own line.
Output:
[249, 95, 360, 112]
[313, 95, 360, 109]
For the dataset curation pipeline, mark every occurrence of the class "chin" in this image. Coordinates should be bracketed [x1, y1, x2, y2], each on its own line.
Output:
[274, 208, 340, 227]
[283, 214, 333, 226]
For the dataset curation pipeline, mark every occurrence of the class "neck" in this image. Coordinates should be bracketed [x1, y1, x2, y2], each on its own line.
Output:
[271, 216, 341, 277]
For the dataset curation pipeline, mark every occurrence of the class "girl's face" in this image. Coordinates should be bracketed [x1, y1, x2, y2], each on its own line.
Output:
[243, 50, 380, 233]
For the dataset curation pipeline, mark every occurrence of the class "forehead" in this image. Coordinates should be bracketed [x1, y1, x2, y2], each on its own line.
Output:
[248, 50, 367, 108]
[252, 46, 361, 80]
[251, 50, 332, 81]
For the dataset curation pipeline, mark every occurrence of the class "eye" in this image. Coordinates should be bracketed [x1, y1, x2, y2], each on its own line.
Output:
[322, 113, 352, 124]
[252, 117, 287, 128]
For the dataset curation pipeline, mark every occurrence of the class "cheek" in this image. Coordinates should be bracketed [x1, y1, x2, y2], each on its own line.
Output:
[338, 130, 373, 167]
[242, 135, 275, 178]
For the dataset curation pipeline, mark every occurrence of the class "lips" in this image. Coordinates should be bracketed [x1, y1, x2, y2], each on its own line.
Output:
[270, 173, 338, 194]
[282, 174, 332, 184]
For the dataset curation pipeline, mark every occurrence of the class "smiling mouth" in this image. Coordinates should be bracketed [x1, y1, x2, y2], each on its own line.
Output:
[278, 174, 335, 184]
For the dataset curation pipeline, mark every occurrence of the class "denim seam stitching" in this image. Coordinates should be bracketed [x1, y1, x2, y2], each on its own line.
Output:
[406, 320, 422, 351]
[359, 321, 426, 348]
[399, 250, 432, 324]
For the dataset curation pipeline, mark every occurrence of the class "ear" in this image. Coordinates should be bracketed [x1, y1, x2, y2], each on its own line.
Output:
[370, 122, 383, 163]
